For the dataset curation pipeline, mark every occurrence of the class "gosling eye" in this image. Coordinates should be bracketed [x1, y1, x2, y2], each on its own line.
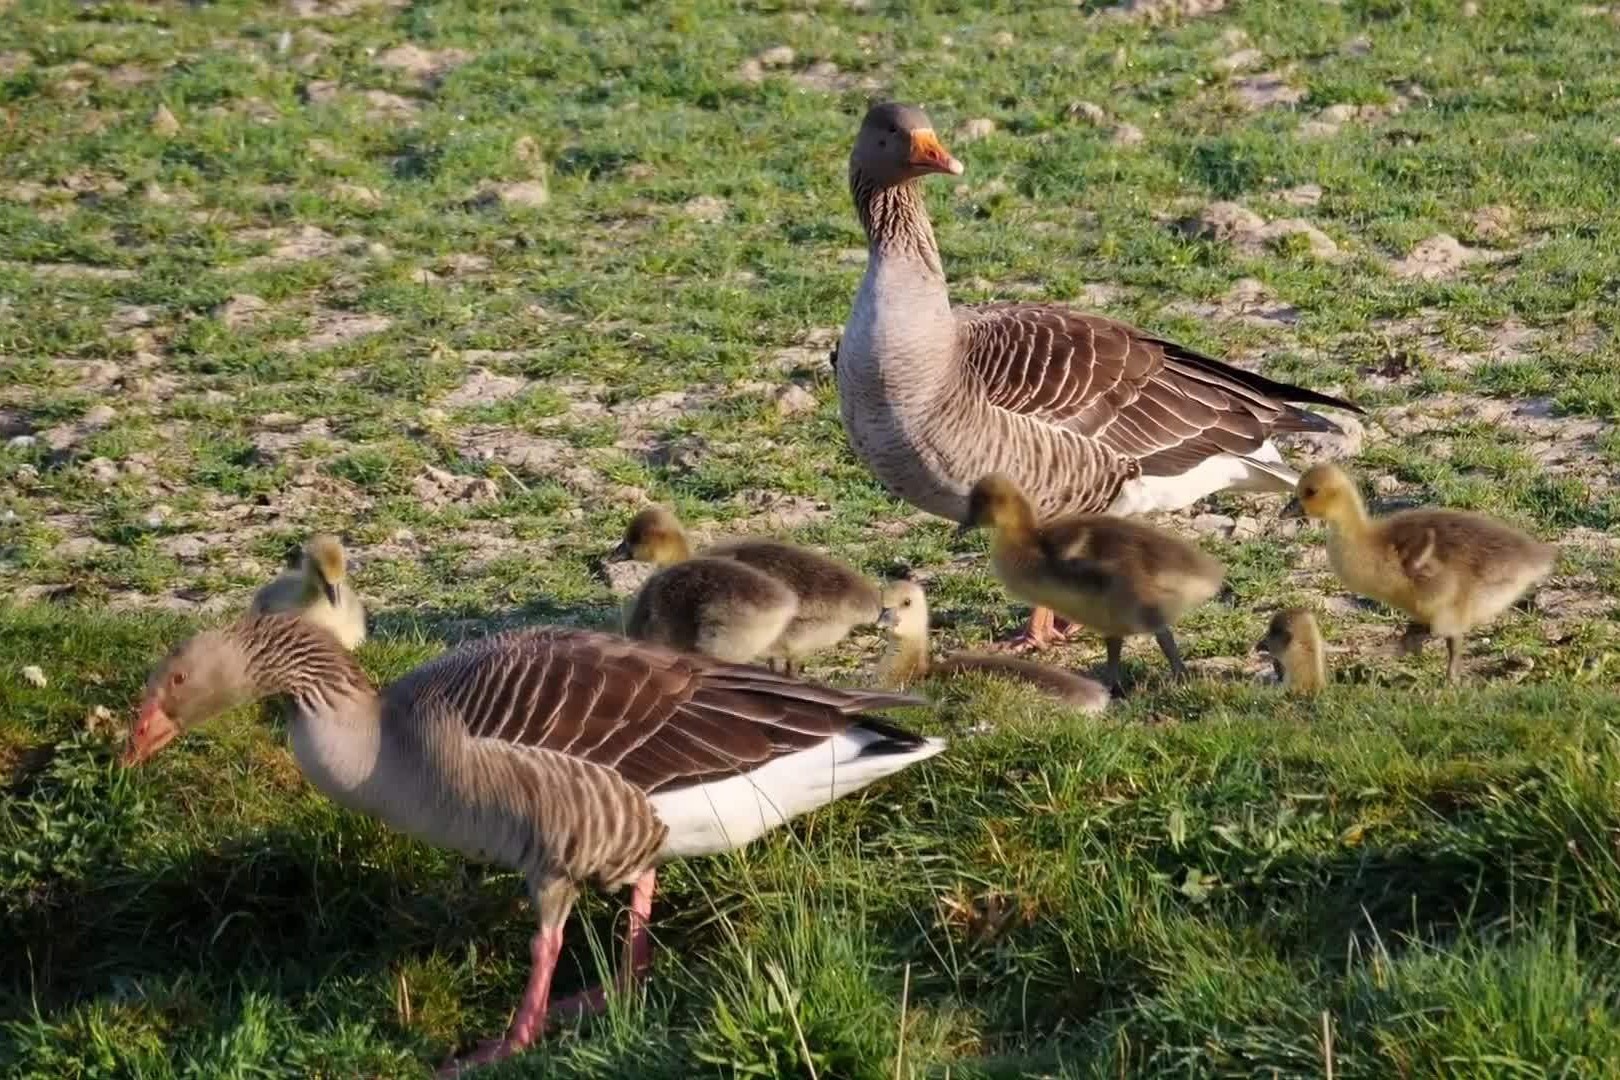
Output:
[901, 599, 912, 608]
[887, 123, 899, 135]
[170, 670, 186, 687]
[1302, 487, 1317, 499]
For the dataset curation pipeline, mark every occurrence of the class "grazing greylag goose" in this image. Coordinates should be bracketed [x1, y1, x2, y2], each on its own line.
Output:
[249, 533, 367, 649]
[959, 473, 1225, 694]
[122, 614, 942, 1076]
[878, 579, 1109, 713]
[1292, 463, 1555, 682]
[621, 556, 800, 664]
[836, 102, 1361, 649]
[1255, 607, 1327, 695]
[612, 507, 882, 676]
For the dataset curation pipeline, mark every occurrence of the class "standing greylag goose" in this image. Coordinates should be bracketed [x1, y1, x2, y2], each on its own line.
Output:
[1292, 463, 1555, 682]
[878, 579, 1110, 712]
[249, 533, 367, 649]
[122, 614, 942, 1075]
[612, 507, 882, 676]
[836, 102, 1361, 649]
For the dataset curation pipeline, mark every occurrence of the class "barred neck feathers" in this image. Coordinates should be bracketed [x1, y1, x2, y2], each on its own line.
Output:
[235, 614, 375, 715]
[850, 169, 944, 279]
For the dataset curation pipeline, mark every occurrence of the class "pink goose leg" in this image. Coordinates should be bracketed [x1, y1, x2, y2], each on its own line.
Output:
[993, 606, 1077, 653]
[438, 923, 565, 1076]
[550, 868, 658, 1020]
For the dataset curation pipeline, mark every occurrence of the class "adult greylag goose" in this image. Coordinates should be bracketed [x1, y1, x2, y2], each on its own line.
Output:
[122, 614, 942, 1075]
[836, 102, 1362, 649]
[877, 579, 1110, 713]
[958, 473, 1225, 694]
[612, 506, 882, 676]
[1292, 463, 1555, 681]
[249, 533, 367, 649]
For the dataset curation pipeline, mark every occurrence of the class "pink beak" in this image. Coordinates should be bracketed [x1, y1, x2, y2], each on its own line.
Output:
[122, 699, 179, 766]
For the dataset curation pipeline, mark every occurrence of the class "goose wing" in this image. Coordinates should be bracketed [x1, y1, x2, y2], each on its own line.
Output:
[956, 304, 1360, 477]
[386, 627, 927, 794]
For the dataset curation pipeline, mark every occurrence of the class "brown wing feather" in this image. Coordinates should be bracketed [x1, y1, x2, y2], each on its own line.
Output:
[958, 304, 1360, 477]
[385, 627, 926, 795]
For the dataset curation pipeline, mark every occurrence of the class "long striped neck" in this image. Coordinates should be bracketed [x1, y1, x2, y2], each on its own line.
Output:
[850, 166, 944, 279]
[232, 614, 376, 717]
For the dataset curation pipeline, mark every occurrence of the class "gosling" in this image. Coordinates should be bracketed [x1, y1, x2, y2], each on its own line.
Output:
[249, 533, 367, 649]
[1255, 607, 1327, 696]
[958, 473, 1225, 693]
[879, 580, 1109, 713]
[622, 557, 799, 664]
[613, 506, 881, 676]
[1294, 463, 1556, 682]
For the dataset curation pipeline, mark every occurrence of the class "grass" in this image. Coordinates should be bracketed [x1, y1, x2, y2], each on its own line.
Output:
[2, 0, 1620, 1075]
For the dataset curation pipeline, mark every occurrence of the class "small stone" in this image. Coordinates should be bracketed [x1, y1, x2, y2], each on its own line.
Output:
[1191, 513, 1237, 535]
[87, 457, 119, 484]
[758, 45, 796, 68]
[150, 104, 181, 137]
[218, 293, 269, 329]
[1217, 48, 1263, 73]
[682, 195, 728, 224]
[164, 534, 206, 560]
[1111, 123, 1145, 146]
[1067, 100, 1108, 125]
[991, 30, 1015, 48]
[21, 665, 47, 688]
[1461, 1, 1478, 14]
[9, 434, 36, 449]
[775, 383, 817, 417]
[1233, 71, 1304, 110]
[958, 117, 997, 142]
[1231, 515, 1262, 541]
[475, 179, 549, 209]
[83, 405, 116, 427]
[143, 504, 172, 528]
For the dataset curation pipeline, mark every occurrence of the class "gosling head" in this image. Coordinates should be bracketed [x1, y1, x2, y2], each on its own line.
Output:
[302, 534, 347, 606]
[1255, 607, 1317, 659]
[876, 579, 929, 641]
[610, 507, 689, 565]
[850, 102, 964, 190]
[124, 627, 254, 766]
[957, 473, 1034, 537]
[1294, 464, 1364, 525]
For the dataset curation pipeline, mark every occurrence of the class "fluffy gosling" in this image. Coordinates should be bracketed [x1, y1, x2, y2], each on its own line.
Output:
[1255, 607, 1327, 696]
[1294, 463, 1555, 682]
[958, 473, 1225, 693]
[613, 506, 880, 676]
[878, 580, 1109, 712]
[249, 534, 367, 650]
[621, 557, 800, 664]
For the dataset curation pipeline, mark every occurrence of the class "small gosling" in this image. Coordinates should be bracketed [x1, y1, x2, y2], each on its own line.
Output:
[621, 557, 799, 664]
[958, 473, 1225, 693]
[614, 506, 881, 676]
[1294, 463, 1556, 682]
[879, 580, 1109, 712]
[249, 534, 367, 649]
[1255, 607, 1327, 695]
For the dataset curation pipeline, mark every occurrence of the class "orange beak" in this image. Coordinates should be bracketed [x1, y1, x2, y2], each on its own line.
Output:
[122, 698, 179, 766]
[908, 129, 964, 176]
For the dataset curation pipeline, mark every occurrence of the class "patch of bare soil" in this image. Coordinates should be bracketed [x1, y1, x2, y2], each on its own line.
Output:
[1231, 71, 1304, 111]
[441, 368, 530, 409]
[1176, 202, 1342, 260]
[1297, 83, 1426, 138]
[1162, 277, 1300, 328]
[1102, 0, 1226, 22]
[374, 43, 470, 83]
[1388, 233, 1500, 281]
[1379, 394, 1609, 487]
[282, 310, 393, 354]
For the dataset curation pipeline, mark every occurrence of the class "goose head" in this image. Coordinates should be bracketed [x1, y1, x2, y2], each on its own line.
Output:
[877, 579, 929, 639]
[124, 629, 254, 766]
[956, 473, 1034, 537]
[611, 506, 690, 565]
[1294, 464, 1363, 526]
[850, 102, 964, 189]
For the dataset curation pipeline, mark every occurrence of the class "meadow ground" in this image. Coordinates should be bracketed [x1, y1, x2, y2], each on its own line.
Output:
[3, 0, 1620, 1075]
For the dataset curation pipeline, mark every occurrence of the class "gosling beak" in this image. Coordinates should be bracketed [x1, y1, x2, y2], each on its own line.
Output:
[1254, 637, 1271, 655]
[1280, 498, 1305, 520]
[908, 129, 964, 176]
[877, 608, 898, 629]
[122, 699, 179, 766]
[607, 539, 632, 563]
[323, 581, 341, 607]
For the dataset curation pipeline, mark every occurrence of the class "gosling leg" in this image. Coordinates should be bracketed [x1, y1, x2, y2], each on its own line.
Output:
[1155, 629, 1189, 681]
[1103, 637, 1125, 697]
[1445, 636, 1463, 683]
